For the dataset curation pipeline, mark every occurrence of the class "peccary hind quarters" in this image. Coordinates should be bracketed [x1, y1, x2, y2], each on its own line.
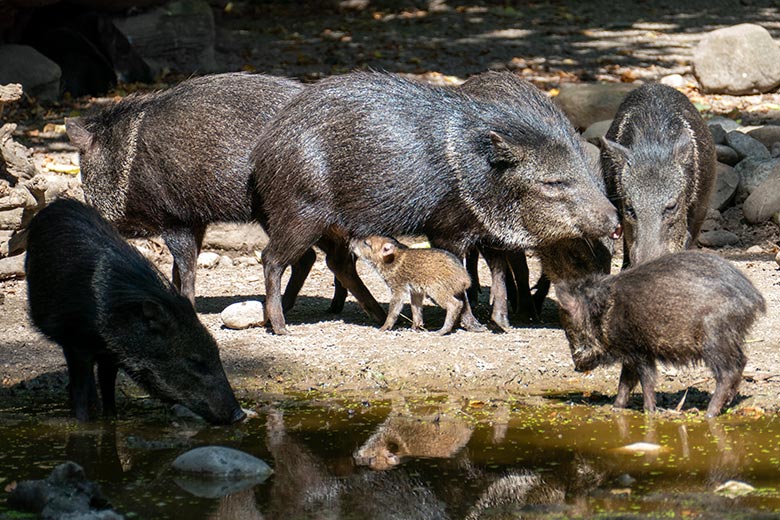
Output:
[65, 72, 335, 311]
[556, 251, 765, 417]
[352, 236, 471, 335]
[25, 199, 245, 424]
[253, 71, 619, 335]
[601, 82, 716, 268]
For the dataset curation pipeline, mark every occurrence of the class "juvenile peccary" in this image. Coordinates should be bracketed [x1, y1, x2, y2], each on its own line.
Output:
[556, 251, 765, 417]
[352, 236, 471, 334]
[353, 414, 474, 470]
[601, 82, 716, 268]
[65, 72, 329, 310]
[25, 199, 245, 424]
[253, 71, 619, 334]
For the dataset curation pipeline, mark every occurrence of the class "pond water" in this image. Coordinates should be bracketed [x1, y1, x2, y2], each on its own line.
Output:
[1, 395, 780, 519]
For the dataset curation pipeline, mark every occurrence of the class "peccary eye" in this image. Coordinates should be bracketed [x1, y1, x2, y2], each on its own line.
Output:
[542, 180, 567, 188]
[364, 239, 371, 246]
[664, 200, 679, 216]
[624, 205, 637, 220]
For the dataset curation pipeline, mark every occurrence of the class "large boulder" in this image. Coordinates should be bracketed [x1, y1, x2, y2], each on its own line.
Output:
[709, 162, 739, 211]
[743, 177, 780, 224]
[0, 45, 61, 102]
[693, 24, 780, 95]
[554, 83, 636, 130]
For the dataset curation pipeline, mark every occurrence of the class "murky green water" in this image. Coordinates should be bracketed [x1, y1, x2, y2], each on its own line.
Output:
[1, 395, 780, 519]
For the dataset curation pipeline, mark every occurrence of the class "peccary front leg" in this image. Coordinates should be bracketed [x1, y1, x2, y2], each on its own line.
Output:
[262, 253, 290, 335]
[97, 356, 118, 417]
[706, 349, 747, 417]
[481, 248, 510, 331]
[505, 250, 537, 322]
[410, 291, 425, 330]
[531, 273, 551, 317]
[163, 224, 206, 306]
[328, 277, 348, 313]
[380, 292, 405, 332]
[614, 364, 640, 409]
[637, 362, 658, 413]
[63, 347, 98, 422]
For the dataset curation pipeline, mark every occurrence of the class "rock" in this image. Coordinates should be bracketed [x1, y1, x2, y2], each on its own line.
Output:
[24, 174, 84, 206]
[698, 230, 739, 248]
[0, 186, 36, 210]
[0, 254, 25, 280]
[746, 245, 764, 254]
[581, 119, 613, 145]
[0, 83, 23, 104]
[0, 123, 36, 181]
[772, 143, 780, 158]
[709, 124, 728, 145]
[221, 301, 264, 330]
[715, 144, 739, 166]
[171, 446, 273, 478]
[708, 117, 741, 133]
[659, 73, 687, 89]
[173, 474, 268, 499]
[202, 223, 268, 251]
[714, 480, 755, 497]
[743, 177, 780, 224]
[0, 208, 24, 230]
[0, 45, 61, 102]
[709, 163, 739, 211]
[554, 83, 636, 130]
[734, 157, 780, 201]
[748, 125, 780, 149]
[233, 255, 259, 266]
[775, 250, 780, 268]
[113, 0, 217, 77]
[197, 251, 220, 268]
[725, 131, 770, 160]
[701, 207, 722, 232]
[218, 255, 234, 268]
[615, 474, 636, 487]
[7, 461, 121, 519]
[693, 24, 780, 95]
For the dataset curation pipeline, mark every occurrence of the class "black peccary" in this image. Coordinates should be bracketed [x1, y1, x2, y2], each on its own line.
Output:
[65, 72, 334, 311]
[556, 250, 765, 417]
[253, 71, 619, 335]
[601, 82, 716, 268]
[25, 199, 245, 424]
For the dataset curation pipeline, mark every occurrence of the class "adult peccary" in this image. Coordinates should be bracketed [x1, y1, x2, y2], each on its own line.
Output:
[601, 82, 716, 268]
[65, 72, 333, 310]
[556, 250, 765, 417]
[459, 71, 619, 328]
[25, 199, 245, 424]
[253, 71, 619, 335]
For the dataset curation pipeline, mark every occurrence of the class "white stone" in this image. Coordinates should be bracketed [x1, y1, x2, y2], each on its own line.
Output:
[197, 251, 220, 268]
[172, 446, 272, 478]
[221, 300, 264, 330]
[714, 480, 755, 497]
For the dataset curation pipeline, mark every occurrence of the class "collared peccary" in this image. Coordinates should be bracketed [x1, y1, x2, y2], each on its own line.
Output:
[25, 199, 245, 424]
[555, 250, 765, 417]
[253, 71, 620, 335]
[352, 236, 471, 334]
[65, 72, 333, 311]
[601, 82, 716, 268]
[459, 71, 619, 328]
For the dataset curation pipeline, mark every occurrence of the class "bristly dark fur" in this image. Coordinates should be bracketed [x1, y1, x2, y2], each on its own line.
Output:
[25, 198, 243, 424]
[601, 83, 716, 268]
[556, 250, 765, 417]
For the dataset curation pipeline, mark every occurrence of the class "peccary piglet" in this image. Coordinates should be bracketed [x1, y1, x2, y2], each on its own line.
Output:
[601, 83, 716, 268]
[254, 71, 619, 334]
[25, 199, 245, 424]
[352, 236, 471, 334]
[65, 72, 330, 311]
[556, 251, 765, 417]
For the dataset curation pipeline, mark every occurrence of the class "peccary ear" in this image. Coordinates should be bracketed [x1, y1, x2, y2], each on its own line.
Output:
[599, 137, 630, 169]
[488, 131, 523, 166]
[381, 242, 396, 264]
[65, 117, 94, 149]
[672, 130, 693, 162]
[142, 300, 173, 334]
[555, 284, 584, 322]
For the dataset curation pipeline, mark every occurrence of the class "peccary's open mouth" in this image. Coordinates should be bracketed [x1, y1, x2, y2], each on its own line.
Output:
[610, 224, 623, 240]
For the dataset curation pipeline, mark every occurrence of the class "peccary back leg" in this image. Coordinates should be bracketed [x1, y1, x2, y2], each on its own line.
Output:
[505, 250, 537, 322]
[328, 277, 348, 313]
[410, 290, 425, 330]
[637, 362, 658, 413]
[97, 355, 118, 417]
[531, 273, 551, 317]
[465, 249, 480, 306]
[481, 248, 511, 331]
[281, 248, 316, 312]
[614, 364, 640, 409]
[706, 346, 747, 417]
[62, 346, 99, 422]
[163, 224, 206, 306]
[438, 294, 464, 336]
